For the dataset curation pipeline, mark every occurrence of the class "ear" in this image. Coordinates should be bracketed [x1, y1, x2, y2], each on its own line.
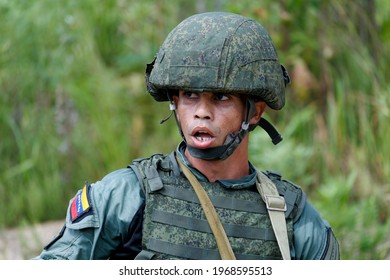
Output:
[172, 94, 179, 105]
[249, 101, 267, 125]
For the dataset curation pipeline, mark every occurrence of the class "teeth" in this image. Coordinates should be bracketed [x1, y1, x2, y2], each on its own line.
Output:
[196, 136, 211, 141]
[193, 130, 212, 142]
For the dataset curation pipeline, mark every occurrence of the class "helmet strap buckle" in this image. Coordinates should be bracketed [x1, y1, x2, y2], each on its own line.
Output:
[241, 121, 249, 130]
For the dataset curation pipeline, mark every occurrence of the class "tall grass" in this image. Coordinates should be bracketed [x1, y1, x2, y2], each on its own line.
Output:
[249, 0, 390, 259]
[1, 0, 389, 259]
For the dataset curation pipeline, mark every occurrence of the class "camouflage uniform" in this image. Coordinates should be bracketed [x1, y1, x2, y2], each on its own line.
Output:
[34, 12, 340, 260]
[35, 142, 339, 260]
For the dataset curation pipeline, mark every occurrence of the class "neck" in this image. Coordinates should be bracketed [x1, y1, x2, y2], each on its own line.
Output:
[184, 137, 250, 182]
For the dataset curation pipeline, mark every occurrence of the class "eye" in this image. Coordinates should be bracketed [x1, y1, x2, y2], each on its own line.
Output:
[184, 91, 199, 99]
[214, 93, 229, 101]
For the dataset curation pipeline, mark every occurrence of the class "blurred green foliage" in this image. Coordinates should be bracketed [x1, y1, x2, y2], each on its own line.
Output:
[1, 0, 389, 259]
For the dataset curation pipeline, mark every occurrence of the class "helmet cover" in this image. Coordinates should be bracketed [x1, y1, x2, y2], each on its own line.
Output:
[146, 12, 289, 110]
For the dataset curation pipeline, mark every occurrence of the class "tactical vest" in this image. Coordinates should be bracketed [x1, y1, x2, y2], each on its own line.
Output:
[129, 152, 305, 260]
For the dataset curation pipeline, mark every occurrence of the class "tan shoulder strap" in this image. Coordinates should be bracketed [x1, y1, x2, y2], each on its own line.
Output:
[176, 155, 236, 260]
[256, 170, 291, 260]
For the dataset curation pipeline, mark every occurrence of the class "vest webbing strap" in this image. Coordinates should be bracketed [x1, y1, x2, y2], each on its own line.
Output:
[176, 156, 236, 260]
[256, 170, 291, 260]
[151, 210, 277, 240]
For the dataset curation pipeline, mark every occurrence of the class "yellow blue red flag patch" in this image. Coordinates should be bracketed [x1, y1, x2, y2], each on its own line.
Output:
[70, 182, 92, 222]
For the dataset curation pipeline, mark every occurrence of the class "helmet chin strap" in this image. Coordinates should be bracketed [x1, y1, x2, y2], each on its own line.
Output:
[162, 95, 282, 161]
[187, 121, 250, 160]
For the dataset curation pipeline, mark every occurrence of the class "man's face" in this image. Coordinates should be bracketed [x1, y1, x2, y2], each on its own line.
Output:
[173, 91, 246, 150]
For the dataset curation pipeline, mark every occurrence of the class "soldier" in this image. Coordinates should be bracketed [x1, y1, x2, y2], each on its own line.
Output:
[35, 12, 339, 260]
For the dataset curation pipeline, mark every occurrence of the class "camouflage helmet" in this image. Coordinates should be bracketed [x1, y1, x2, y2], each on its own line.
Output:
[146, 12, 290, 110]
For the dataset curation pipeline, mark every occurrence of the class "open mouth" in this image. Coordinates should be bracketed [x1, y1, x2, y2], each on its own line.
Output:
[190, 128, 215, 148]
[194, 131, 213, 142]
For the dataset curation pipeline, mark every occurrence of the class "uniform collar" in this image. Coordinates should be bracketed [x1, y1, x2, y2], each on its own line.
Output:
[176, 141, 256, 189]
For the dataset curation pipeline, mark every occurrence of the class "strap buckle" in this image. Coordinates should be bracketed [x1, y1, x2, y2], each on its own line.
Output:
[264, 195, 287, 212]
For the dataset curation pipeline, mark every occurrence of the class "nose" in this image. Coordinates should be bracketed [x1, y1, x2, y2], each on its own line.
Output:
[194, 94, 213, 120]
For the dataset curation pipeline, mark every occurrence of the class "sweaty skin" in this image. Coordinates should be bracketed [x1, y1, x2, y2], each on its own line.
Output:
[173, 91, 266, 182]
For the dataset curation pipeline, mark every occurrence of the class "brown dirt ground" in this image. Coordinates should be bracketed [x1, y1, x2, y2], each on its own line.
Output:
[0, 220, 64, 260]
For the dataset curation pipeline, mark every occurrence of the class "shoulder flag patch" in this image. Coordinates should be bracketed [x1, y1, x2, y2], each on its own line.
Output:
[70, 181, 92, 222]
